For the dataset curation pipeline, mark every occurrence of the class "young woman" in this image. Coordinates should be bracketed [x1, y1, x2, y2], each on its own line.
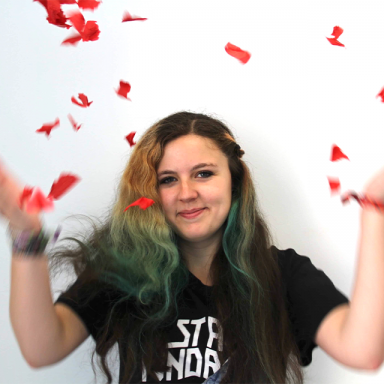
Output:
[5, 111, 384, 383]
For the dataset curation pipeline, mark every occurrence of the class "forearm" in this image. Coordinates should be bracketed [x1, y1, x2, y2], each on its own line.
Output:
[9, 253, 64, 367]
[341, 208, 384, 369]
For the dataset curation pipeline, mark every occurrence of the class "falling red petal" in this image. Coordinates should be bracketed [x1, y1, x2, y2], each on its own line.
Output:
[62, 34, 82, 45]
[81, 20, 100, 41]
[326, 26, 344, 47]
[326, 37, 345, 47]
[331, 145, 349, 162]
[47, 173, 81, 200]
[71, 93, 93, 107]
[126, 132, 136, 147]
[116, 80, 132, 100]
[77, 0, 101, 11]
[124, 197, 155, 211]
[122, 11, 147, 22]
[23, 187, 55, 214]
[68, 114, 82, 131]
[36, 118, 60, 137]
[46, 0, 71, 28]
[376, 87, 384, 102]
[327, 176, 341, 194]
[78, 93, 92, 106]
[331, 26, 343, 39]
[67, 10, 86, 34]
[225, 42, 251, 64]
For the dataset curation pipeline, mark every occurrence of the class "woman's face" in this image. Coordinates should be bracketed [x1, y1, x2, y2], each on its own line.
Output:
[157, 135, 232, 244]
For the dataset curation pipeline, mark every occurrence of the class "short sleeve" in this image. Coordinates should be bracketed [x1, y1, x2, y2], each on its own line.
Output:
[273, 246, 350, 366]
[54, 273, 120, 342]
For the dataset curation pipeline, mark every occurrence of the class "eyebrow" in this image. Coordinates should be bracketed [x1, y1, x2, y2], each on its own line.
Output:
[157, 163, 218, 177]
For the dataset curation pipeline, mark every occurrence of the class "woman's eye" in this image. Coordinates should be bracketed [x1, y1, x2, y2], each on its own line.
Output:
[159, 171, 213, 185]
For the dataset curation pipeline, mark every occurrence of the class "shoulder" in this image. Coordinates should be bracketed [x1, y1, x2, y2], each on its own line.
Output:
[270, 245, 313, 278]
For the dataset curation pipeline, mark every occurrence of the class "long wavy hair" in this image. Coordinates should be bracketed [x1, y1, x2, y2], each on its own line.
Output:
[48, 111, 304, 384]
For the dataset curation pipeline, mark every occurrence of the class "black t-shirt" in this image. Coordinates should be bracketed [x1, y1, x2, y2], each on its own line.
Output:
[54, 247, 350, 383]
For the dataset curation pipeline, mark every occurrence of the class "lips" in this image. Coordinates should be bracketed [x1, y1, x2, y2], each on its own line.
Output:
[179, 208, 205, 217]
[179, 208, 204, 214]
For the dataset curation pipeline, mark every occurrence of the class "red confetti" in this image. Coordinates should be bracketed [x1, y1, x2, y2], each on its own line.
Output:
[67, 10, 85, 33]
[48, 173, 81, 199]
[122, 11, 147, 22]
[19, 173, 80, 214]
[19, 186, 55, 214]
[331, 145, 349, 162]
[34, 0, 71, 28]
[341, 191, 384, 212]
[124, 197, 155, 212]
[225, 42, 251, 64]
[68, 114, 82, 131]
[71, 93, 93, 107]
[77, 0, 101, 11]
[36, 118, 60, 137]
[116, 80, 132, 100]
[81, 20, 100, 41]
[125, 132, 136, 147]
[376, 87, 384, 102]
[46, 0, 71, 28]
[62, 35, 82, 45]
[62, 10, 100, 45]
[327, 176, 341, 194]
[326, 26, 345, 47]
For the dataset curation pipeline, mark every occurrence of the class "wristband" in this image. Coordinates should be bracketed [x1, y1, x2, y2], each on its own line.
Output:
[7, 224, 62, 257]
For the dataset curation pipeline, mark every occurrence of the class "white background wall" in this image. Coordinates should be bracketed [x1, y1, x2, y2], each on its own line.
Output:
[1, 0, 383, 383]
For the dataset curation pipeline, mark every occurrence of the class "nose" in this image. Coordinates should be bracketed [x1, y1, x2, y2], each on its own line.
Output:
[178, 180, 199, 199]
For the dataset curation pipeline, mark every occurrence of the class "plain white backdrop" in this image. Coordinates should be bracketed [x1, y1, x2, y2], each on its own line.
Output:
[1, 0, 384, 383]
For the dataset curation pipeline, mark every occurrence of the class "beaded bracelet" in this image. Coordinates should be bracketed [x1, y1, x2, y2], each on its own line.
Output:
[7, 224, 62, 257]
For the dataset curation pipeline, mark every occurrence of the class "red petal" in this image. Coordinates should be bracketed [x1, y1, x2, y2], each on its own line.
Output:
[78, 93, 90, 106]
[46, 0, 71, 28]
[225, 42, 251, 64]
[67, 10, 86, 33]
[68, 114, 82, 131]
[81, 20, 100, 41]
[122, 11, 147, 22]
[47, 173, 81, 200]
[71, 93, 92, 107]
[326, 37, 345, 47]
[327, 176, 341, 194]
[124, 197, 155, 211]
[116, 80, 131, 99]
[376, 87, 384, 102]
[36, 118, 60, 137]
[125, 132, 136, 147]
[330, 145, 349, 162]
[77, 0, 101, 11]
[23, 187, 55, 214]
[331, 26, 343, 40]
[71, 95, 85, 106]
[62, 34, 82, 45]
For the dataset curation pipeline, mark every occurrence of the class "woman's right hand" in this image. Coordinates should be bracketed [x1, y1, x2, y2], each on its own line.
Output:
[0, 159, 42, 232]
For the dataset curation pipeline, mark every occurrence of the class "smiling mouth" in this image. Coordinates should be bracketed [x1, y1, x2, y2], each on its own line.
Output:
[179, 208, 206, 217]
